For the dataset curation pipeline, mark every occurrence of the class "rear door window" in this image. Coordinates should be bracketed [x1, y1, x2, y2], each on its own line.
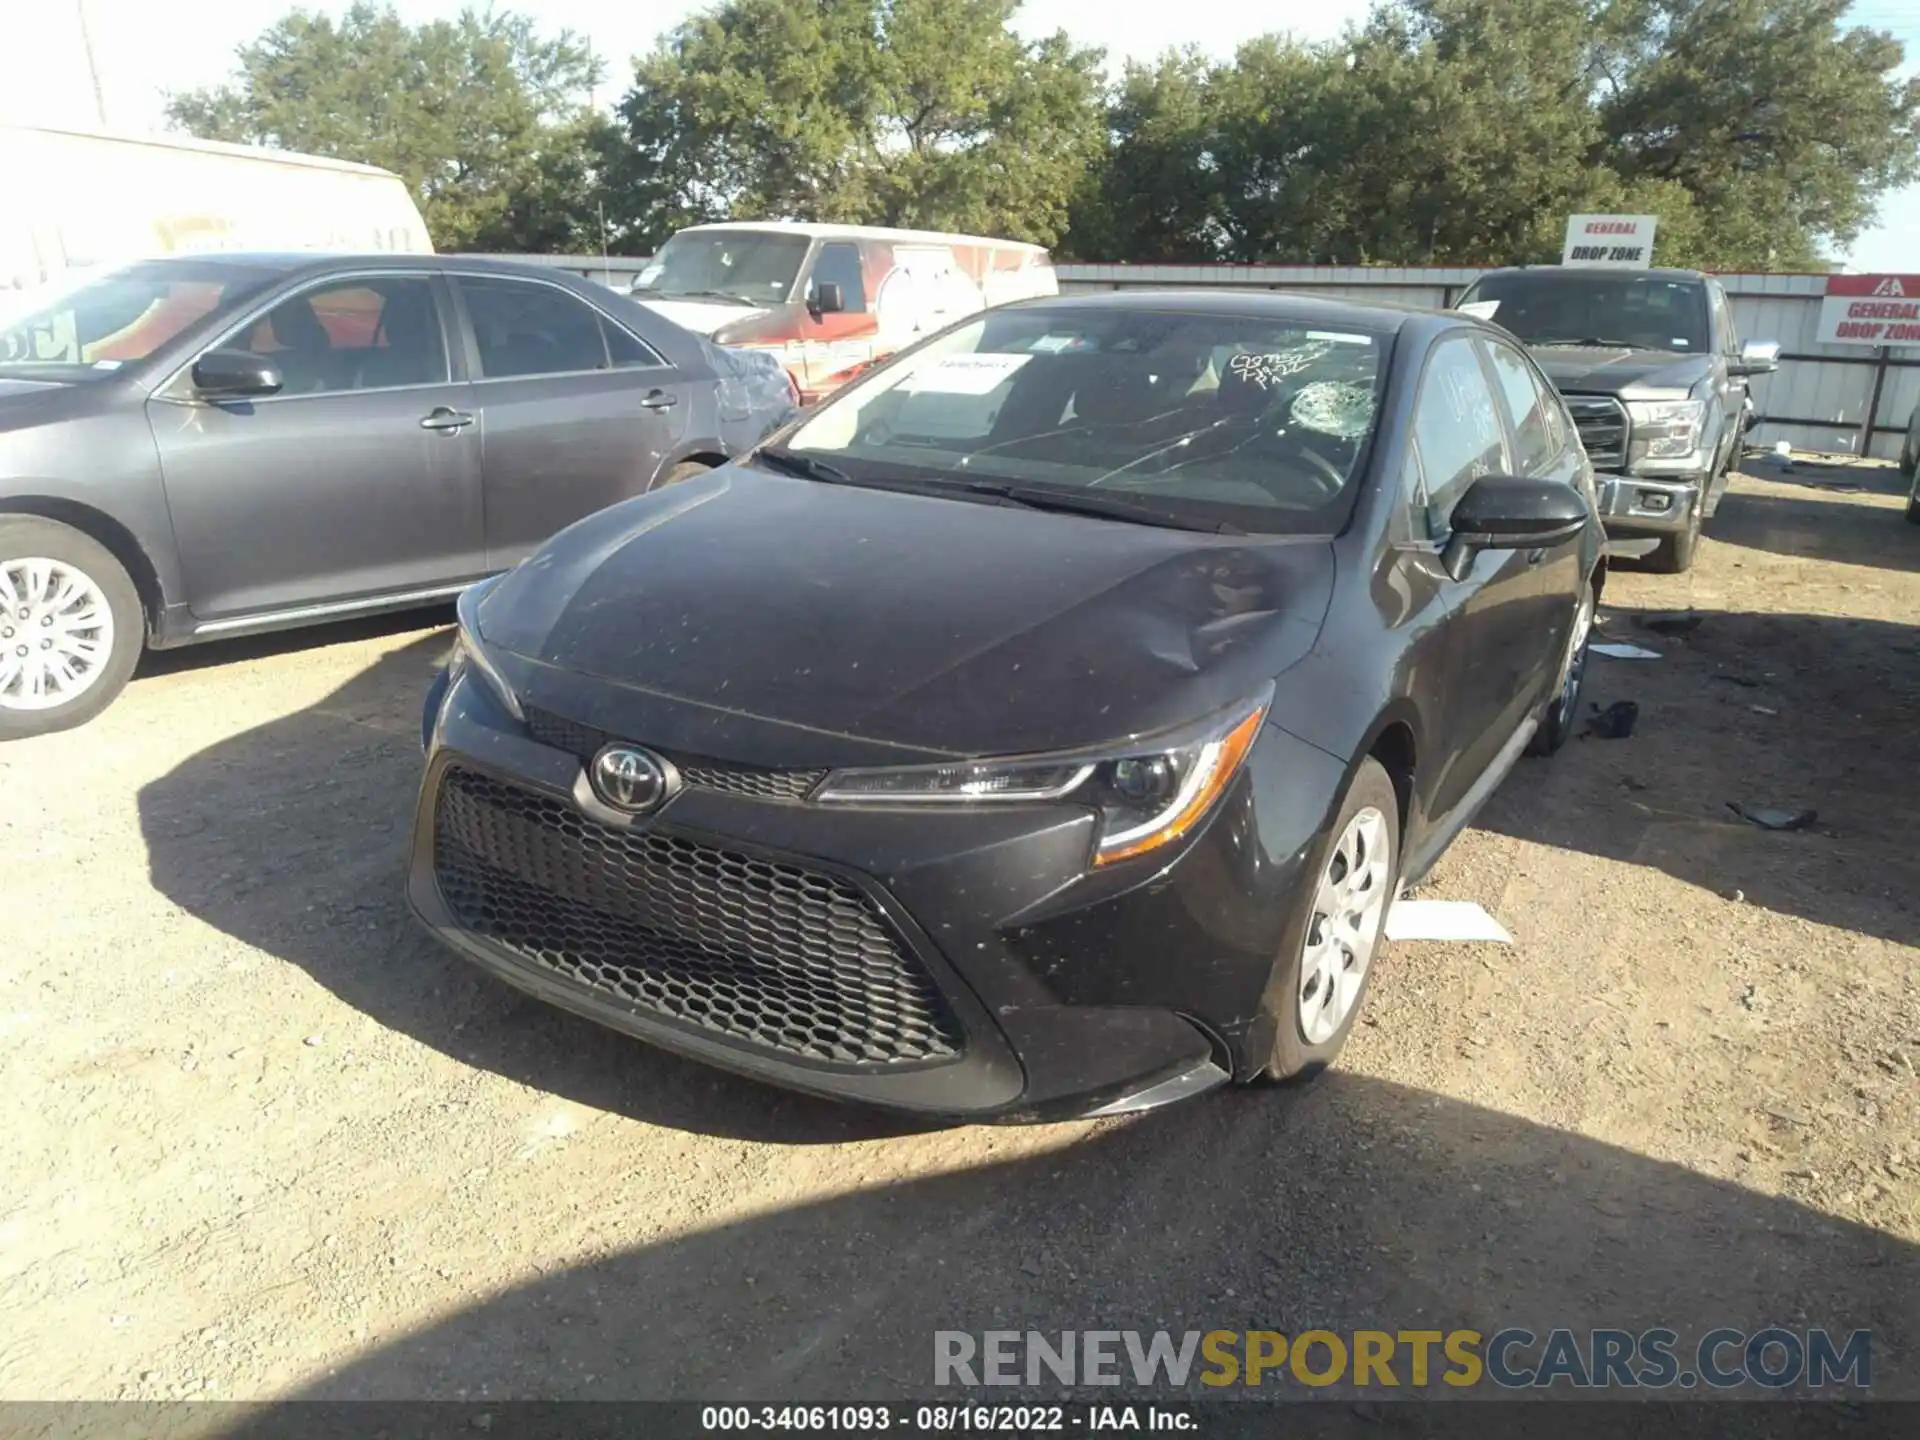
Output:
[1481, 337, 1558, 474]
[458, 276, 610, 378]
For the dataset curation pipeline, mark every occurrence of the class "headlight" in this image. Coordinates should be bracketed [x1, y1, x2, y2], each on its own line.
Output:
[1625, 398, 1707, 464]
[449, 584, 523, 722]
[815, 688, 1271, 867]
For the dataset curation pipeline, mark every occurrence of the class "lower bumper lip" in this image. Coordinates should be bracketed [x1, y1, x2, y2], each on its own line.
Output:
[1079, 1057, 1233, 1116]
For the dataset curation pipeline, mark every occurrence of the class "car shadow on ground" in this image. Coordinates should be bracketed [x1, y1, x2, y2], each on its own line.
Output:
[217, 1072, 1917, 1403]
[1704, 459, 1918, 574]
[1476, 597, 1919, 948]
[135, 634, 934, 1147]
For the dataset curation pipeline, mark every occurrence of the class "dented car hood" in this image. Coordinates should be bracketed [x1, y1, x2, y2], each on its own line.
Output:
[476, 466, 1335, 764]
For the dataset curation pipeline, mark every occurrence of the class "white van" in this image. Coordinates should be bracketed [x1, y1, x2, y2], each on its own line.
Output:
[628, 221, 1058, 401]
[0, 125, 432, 291]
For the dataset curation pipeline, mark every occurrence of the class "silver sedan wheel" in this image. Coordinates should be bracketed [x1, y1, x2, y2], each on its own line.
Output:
[1298, 806, 1392, 1045]
[0, 557, 117, 712]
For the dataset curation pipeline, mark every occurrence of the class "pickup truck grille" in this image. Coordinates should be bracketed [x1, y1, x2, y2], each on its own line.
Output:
[1563, 395, 1628, 469]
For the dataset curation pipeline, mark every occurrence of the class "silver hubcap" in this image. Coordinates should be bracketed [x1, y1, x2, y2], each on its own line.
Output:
[1298, 806, 1391, 1044]
[0, 557, 116, 711]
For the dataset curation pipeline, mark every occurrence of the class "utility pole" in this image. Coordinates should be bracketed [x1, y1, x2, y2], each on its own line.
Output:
[75, 0, 108, 127]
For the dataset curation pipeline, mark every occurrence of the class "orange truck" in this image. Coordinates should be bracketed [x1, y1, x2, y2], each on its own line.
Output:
[628, 221, 1059, 403]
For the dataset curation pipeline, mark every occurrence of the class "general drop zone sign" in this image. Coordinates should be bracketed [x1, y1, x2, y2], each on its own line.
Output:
[1816, 275, 1920, 347]
[1561, 214, 1657, 268]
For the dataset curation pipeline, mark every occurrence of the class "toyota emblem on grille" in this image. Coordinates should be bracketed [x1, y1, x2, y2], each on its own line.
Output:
[590, 745, 673, 814]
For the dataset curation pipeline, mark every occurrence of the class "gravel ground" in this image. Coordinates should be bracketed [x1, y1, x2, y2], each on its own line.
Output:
[2, 458, 1916, 1411]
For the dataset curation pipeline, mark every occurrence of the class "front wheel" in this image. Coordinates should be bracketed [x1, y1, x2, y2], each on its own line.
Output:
[0, 517, 144, 740]
[1261, 757, 1401, 1083]
[1645, 505, 1701, 573]
[1527, 585, 1594, 756]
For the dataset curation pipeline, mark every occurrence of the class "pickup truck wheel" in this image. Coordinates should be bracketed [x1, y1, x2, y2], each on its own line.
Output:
[0, 517, 144, 740]
[1645, 504, 1701, 574]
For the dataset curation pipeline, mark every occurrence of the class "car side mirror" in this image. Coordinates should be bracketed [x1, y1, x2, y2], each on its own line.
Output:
[192, 348, 284, 398]
[807, 281, 844, 319]
[1441, 474, 1588, 581]
[1731, 339, 1780, 377]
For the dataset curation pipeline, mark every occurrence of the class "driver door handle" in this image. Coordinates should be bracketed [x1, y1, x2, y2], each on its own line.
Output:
[640, 389, 678, 411]
[420, 406, 474, 432]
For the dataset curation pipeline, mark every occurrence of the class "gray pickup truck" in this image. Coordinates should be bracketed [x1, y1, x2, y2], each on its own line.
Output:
[1456, 266, 1780, 572]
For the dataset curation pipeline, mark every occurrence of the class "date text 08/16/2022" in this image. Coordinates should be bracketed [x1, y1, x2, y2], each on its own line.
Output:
[700, 1406, 1187, 1432]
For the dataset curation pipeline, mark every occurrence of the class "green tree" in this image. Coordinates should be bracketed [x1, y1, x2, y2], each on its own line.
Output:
[165, 4, 610, 252]
[603, 0, 1107, 249]
[1069, 0, 1917, 269]
[1595, 0, 1919, 267]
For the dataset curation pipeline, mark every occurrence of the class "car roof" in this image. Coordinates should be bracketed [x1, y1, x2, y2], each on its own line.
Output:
[674, 221, 1051, 253]
[1005, 288, 1431, 331]
[109, 252, 587, 281]
[1473, 265, 1709, 283]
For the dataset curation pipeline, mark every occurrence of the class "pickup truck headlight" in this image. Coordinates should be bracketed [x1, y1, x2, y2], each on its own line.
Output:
[1625, 398, 1707, 465]
[815, 689, 1271, 867]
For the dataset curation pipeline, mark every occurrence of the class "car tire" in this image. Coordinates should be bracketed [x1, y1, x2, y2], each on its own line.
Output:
[1906, 464, 1920, 526]
[1259, 756, 1401, 1084]
[1526, 583, 1594, 757]
[0, 516, 144, 740]
[1646, 504, 1700, 573]
[649, 459, 715, 493]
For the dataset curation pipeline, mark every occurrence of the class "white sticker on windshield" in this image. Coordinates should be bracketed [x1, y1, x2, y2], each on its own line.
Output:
[1028, 334, 1080, 353]
[1456, 300, 1501, 320]
[905, 353, 1031, 395]
[1306, 331, 1371, 345]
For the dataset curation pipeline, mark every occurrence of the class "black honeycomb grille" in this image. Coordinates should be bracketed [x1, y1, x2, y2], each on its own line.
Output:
[523, 707, 827, 802]
[432, 766, 964, 1066]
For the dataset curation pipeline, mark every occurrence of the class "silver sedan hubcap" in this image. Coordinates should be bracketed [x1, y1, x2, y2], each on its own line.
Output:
[1298, 806, 1391, 1044]
[0, 557, 115, 711]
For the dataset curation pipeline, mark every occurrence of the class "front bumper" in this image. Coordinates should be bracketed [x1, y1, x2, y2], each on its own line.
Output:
[1594, 472, 1703, 536]
[408, 667, 1344, 1121]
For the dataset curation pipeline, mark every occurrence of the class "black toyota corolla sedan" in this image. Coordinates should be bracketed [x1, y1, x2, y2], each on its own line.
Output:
[410, 291, 1604, 1121]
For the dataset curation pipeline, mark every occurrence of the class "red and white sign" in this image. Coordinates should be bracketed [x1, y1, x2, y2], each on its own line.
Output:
[1561, 214, 1657, 268]
[1816, 274, 1920, 347]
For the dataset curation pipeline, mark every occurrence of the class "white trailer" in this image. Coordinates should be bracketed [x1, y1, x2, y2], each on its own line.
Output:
[0, 125, 432, 290]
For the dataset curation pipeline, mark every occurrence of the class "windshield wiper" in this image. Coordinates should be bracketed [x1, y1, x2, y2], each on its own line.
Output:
[643, 288, 757, 306]
[1531, 337, 1644, 349]
[752, 446, 857, 485]
[957, 480, 1244, 535]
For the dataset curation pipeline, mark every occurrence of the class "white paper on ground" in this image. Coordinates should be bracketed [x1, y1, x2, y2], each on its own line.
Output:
[1384, 899, 1514, 944]
[1591, 641, 1662, 660]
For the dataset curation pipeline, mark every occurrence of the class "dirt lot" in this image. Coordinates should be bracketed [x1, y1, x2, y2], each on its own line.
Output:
[3, 458, 1917, 1409]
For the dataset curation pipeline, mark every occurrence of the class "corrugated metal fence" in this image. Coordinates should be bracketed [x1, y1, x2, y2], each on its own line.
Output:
[503, 254, 1917, 462]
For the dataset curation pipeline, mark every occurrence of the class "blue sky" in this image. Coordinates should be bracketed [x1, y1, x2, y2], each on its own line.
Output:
[5, 0, 1912, 269]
